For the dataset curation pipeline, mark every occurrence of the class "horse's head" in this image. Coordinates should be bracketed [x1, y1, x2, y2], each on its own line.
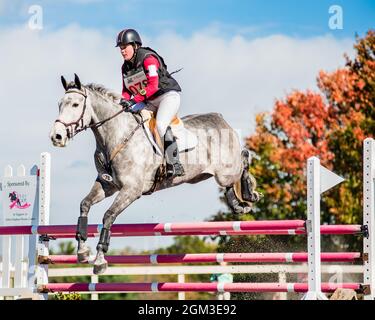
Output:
[50, 74, 92, 147]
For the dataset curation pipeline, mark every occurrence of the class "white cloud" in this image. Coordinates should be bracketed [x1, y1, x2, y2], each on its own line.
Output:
[149, 31, 353, 141]
[0, 24, 353, 251]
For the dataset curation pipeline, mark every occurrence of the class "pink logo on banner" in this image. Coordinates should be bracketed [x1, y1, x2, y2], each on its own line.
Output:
[8, 191, 31, 210]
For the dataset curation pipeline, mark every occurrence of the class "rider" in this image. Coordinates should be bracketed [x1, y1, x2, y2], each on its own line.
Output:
[116, 28, 185, 178]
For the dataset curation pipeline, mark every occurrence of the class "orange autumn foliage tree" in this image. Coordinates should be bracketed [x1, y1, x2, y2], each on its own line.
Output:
[212, 30, 375, 234]
[247, 91, 334, 222]
[247, 30, 375, 227]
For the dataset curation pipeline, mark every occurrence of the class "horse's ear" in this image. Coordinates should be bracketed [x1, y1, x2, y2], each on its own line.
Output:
[61, 75, 68, 91]
[74, 73, 82, 90]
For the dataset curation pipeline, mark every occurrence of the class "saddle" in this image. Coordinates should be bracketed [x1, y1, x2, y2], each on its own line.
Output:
[138, 109, 198, 194]
[139, 109, 198, 156]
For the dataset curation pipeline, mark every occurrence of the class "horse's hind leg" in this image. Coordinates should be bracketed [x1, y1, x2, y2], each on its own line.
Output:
[240, 149, 262, 203]
[214, 168, 251, 214]
[224, 186, 252, 214]
[216, 150, 262, 215]
[76, 179, 117, 263]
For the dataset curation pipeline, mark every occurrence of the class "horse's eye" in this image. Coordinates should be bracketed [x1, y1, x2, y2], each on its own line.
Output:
[72, 103, 79, 107]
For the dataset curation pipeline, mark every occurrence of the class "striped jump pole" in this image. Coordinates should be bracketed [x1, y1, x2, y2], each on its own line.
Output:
[0, 220, 306, 236]
[0, 223, 364, 238]
[37, 282, 364, 294]
[40, 252, 362, 265]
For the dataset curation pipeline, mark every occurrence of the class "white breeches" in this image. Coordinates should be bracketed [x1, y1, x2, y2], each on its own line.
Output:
[146, 90, 181, 138]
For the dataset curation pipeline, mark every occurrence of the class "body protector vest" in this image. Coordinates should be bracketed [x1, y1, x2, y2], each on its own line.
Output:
[122, 47, 181, 99]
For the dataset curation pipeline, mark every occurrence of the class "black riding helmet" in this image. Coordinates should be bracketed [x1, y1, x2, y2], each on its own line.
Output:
[116, 29, 142, 47]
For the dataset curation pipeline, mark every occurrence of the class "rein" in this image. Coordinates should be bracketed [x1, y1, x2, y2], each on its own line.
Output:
[55, 88, 146, 162]
[55, 88, 128, 139]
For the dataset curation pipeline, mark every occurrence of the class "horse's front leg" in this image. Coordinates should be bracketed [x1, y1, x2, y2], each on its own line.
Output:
[76, 179, 117, 263]
[93, 186, 142, 275]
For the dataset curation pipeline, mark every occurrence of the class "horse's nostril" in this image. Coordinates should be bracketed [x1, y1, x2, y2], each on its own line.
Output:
[55, 134, 62, 141]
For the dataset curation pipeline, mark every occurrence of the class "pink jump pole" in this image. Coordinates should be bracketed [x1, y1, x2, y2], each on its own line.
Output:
[0, 223, 363, 237]
[43, 252, 362, 265]
[37, 282, 362, 293]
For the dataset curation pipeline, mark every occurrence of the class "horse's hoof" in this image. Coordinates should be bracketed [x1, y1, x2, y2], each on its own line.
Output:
[232, 202, 253, 215]
[233, 205, 245, 214]
[77, 249, 90, 263]
[241, 205, 252, 214]
[93, 261, 108, 275]
[251, 191, 263, 202]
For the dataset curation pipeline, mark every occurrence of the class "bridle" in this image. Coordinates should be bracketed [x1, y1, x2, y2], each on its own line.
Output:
[54, 87, 146, 162]
[55, 88, 129, 140]
[54, 88, 89, 139]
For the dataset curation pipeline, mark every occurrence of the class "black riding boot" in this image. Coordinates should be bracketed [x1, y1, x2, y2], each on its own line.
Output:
[164, 126, 185, 178]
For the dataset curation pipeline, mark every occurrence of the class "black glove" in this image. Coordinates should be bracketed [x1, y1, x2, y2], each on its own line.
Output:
[119, 98, 136, 112]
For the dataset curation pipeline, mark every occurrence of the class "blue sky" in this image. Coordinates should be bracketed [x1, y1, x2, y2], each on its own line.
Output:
[1, 0, 373, 39]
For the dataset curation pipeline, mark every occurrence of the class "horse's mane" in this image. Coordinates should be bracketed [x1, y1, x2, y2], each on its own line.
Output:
[85, 83, 121, 103]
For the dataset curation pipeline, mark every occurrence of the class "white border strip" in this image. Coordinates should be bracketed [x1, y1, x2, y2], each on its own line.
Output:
[164, 223, 172, 233]
[285, 253, 294, 262]
[287, 283, 295, 292]
[232, 221, 242, 232]
[217, 283, 225, 293]
[216, 253, 225, 263]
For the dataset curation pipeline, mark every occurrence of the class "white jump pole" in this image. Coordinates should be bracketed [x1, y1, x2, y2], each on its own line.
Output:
[303, 157, 327, 300]
[363, 138, 375, 300]
[303, 157, 344, 300]
[34, 153, 51, 300]
[1, 165, 13, 295]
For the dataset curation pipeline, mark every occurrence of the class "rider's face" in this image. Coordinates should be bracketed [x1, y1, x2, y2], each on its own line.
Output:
[120, 44, 135, 61]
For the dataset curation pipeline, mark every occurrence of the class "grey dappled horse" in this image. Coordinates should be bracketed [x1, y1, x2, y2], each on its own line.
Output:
[50, 74, 261, 274]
